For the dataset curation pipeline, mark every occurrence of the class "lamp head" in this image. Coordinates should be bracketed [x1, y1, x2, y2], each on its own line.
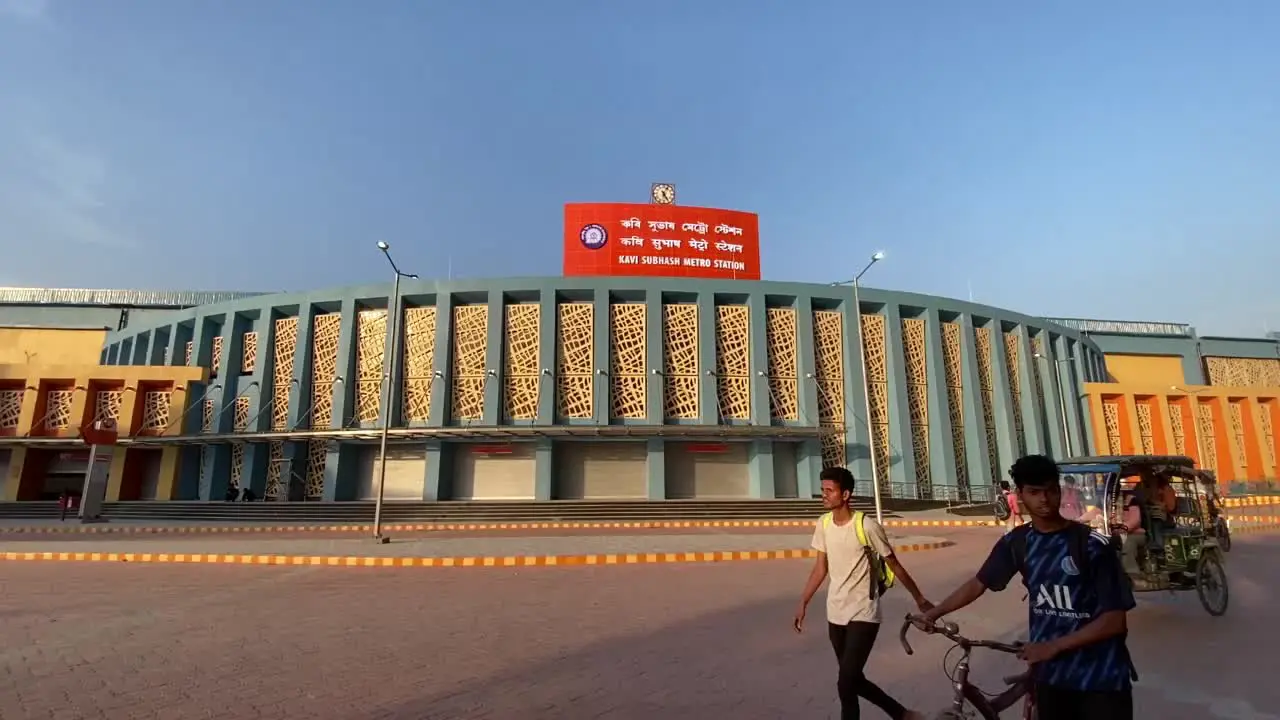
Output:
[376, 241, 390, 251]
[871, 251, 886, 262]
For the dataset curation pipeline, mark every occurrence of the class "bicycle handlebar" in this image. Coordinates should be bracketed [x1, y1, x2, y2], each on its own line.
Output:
[899, 614, 1026, 657]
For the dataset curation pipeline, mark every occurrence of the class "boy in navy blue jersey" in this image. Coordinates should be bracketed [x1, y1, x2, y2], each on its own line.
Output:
[919, 455, 1136, 720]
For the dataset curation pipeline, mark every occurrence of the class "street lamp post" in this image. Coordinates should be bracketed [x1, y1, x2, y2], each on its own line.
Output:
[372, 241, 418, 544]
[1172, 385, 1212, 467]
[834, 251, 886, 523]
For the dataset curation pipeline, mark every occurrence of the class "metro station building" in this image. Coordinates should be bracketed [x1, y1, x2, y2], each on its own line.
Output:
[1, 202, 1278, 503]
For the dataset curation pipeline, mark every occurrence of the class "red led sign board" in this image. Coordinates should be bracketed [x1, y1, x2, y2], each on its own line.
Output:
[563, 203, 761, 281]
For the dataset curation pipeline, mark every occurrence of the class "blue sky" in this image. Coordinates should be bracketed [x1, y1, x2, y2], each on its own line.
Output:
[1, 1, 1277, 337]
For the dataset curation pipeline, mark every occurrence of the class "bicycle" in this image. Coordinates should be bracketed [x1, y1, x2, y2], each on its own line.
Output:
[900, 614, 1037, 719]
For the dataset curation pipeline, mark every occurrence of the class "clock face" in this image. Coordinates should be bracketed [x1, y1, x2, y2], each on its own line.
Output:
[651, 183, 675, 205]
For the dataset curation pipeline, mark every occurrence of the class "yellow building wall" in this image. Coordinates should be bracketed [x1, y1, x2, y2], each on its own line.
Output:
[0, 363, 206, 502]
[1084, 381, 1280, 489]
[1102, 354, 1186, 385]
[0, 327, 108, 366]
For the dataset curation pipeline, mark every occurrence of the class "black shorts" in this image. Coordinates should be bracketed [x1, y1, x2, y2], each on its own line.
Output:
[1034, 683, 1132, 720]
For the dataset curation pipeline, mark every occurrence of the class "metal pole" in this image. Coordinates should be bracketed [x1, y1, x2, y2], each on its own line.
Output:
[372, 271, 401, 543]
[1052, 358, 1073, 457]
[853, 277, 884, 524]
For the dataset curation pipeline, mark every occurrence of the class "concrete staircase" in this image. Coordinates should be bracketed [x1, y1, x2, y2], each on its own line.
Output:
[0, 499, 881, 524]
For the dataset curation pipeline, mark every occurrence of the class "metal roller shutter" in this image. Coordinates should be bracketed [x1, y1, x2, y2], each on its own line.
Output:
[356, 444, 428, 501]
[452, 443, 536, 500]
[772, 442, 799, 498]
[554, 442, 647, 499]
[664, 442, 750, 499]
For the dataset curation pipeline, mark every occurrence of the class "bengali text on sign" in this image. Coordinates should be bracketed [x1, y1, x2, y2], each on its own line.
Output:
[562, 203, 761, 280]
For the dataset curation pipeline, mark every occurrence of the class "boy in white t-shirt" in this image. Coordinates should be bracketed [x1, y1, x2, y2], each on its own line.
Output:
[793, 467, 932, 720]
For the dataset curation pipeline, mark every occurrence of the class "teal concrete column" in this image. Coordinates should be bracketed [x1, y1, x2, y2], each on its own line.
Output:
[796, 439, 822, 498]
[922, 309, 956, 499]
[282, 441, 306, 501]
[883, 304, 917, 499]
[697, 293, 718, 424]
[176, 446, 201, 499]
[421, 439, 443, 500]
[1037, 333, 1069, 459]
[428, 295, 453, 427]
[131, 332, 150, 365]
[1070, 340, 1094, 454]
[840, 295, 872, 480]
[958, 314, 995, 490]
[645, 293, 664, 424]
[1181, 343, 1205, 385]
[148, 328, 169, 365]
[746, 294, 771, 427]
[1054, 335, 1083, 457]
[167, 323, 193, 367]
[795, 298, 819, 428]
[747, 439, 776, 499]
[533, 438, 553, 500]
[482, 294, 504, 425]
[1015, 326, 1047, 455]
[188, 317, 212, 371]
[326, 300, 359, 500]
[592, 293, 610, 424]
[535, 293, 556, 424]
[989, 322, 1021, 476]
[377, 292, 403, 428]
[645, 438, 666, 499]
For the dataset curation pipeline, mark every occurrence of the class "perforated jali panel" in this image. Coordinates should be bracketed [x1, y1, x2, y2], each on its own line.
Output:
[231, 444, 245, 487]
[402, 307, 437, 422]
[309, 314, 342, 428]
[814, 310, 846, 469]
[973, 326, 999, 485]
[1003, 331, 1026, 456]
[93, 390, 122, 426]
[451, 305, 489, 421]
[271, 317, 298, 431]
[1256, 402, 1276, 469]
[141, 391, 171, 431]
[1204, 357, 1280, 388]
[1136, 403, 1155, 455]
[861, 314, 890, 491]
[662, 304, 699, 419]
[1197, 404, 1218, 471]
[1229, 403, 1248, 477]
[44, 389, 75, 429]
[503, 304, 541, 420]
[185, 341, 193, 366]
[765, 308, 799, 421]
[556, 303, 594, 419]
[201, 398, 216, 433]
[1102, 402, 1122, 455]
[941, 323, 968, 490]
[265, 441, 285, 500]
[234, 395, 250, 432]
[356, 309, 388, 423]
[211, 336, 223, 376]
[715, 305, 750, 420]
[902, 318, 930, 498]
[610, 303, 647, 419]
[1168, 402, 1187, 456]
[1030, 335, 1047, 414]
[305, 441, 329, 500]
[0, 389, 23, 430]
[241, 331, 258, 374]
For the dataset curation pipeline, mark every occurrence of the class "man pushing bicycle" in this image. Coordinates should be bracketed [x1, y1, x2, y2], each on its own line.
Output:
[915, 454, 1137, 720]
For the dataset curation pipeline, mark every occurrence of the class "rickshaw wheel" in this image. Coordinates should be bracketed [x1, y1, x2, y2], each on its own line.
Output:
[1219, 521, 1233, 553]
[1196, 550, 1229, 616]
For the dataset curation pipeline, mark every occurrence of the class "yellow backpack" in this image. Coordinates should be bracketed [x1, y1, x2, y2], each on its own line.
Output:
[823, 510, 896, 596]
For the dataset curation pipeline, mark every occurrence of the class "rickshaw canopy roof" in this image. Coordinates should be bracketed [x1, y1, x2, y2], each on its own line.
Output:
[1057, 454, 1216, 484]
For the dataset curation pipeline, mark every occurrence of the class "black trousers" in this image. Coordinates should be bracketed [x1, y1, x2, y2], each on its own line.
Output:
[1034, 683, 1133, 720]
[827, 622, 908, 720]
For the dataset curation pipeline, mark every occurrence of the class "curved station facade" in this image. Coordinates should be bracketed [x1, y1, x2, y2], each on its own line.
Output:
[2, 199, 1279, 503]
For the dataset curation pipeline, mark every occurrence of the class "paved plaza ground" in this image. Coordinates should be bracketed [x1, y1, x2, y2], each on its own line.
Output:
[0, 528, 1276, 719]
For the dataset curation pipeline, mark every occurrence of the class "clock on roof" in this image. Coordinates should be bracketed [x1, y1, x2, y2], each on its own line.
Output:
[650, 183, 676, 205]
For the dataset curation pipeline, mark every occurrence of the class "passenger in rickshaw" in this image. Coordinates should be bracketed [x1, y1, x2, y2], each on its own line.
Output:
[1059, 474, 1086, 520]
[1132, 473, 1178, 566]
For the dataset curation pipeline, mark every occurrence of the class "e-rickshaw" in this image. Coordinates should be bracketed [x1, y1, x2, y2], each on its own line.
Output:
[1057, 454, 1229, 617]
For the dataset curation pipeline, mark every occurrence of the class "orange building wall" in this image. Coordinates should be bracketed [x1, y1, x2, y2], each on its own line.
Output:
[0, 327, 108, 366]
[1101, 354, 1187, 385]
[1084, 381, 1279, 489]
[0, 363, 206, 502]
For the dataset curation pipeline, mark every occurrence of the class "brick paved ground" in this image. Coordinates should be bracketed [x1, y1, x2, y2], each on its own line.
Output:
[0, 530, 1276, 719]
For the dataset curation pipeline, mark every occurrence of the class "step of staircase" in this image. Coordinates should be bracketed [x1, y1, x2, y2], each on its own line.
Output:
[0, 499, 882, 524]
